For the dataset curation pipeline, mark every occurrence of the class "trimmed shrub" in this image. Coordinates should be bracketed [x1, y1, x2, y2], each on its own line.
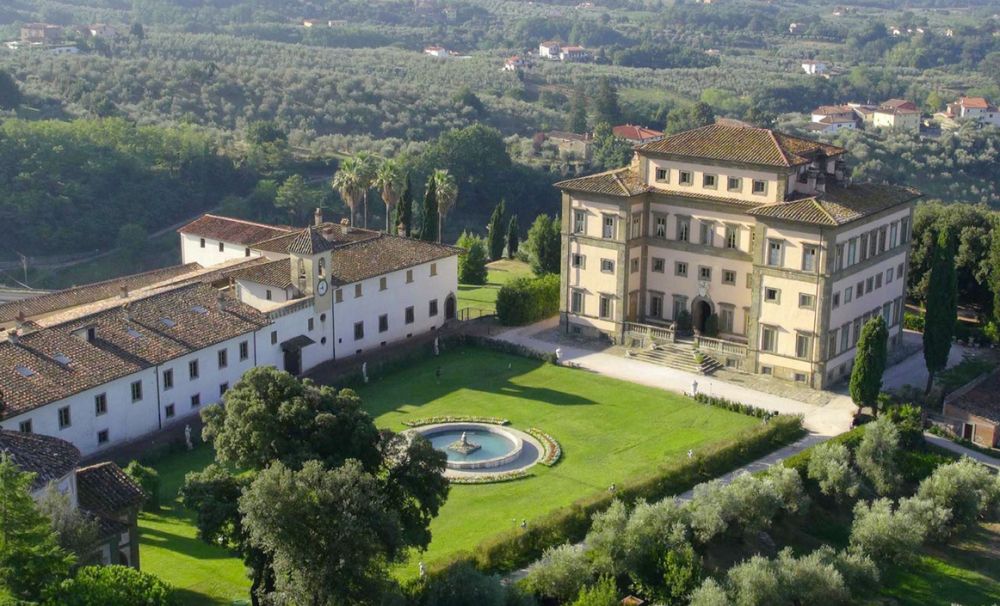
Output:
[849, 498, 927, 566]
[418, 563, 506, 606]
[522, 543, 593, 602]
[806, 441, 860, 503]
[496, 274, 559, 326]
[570, 576, 618, 606]
[123, 461, 159, 511]
[855, 417, 902, 496]
[457, 231, 489, 285]
[916, 457, 1000, 536]
[45, 565, 175, 606]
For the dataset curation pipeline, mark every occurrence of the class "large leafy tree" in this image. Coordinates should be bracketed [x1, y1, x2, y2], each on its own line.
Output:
[0, 70, 21, 110]
[0, 454, 74, 601]
[332, 157, 366, 227]
[374, 159, 404, 233]
[525, 214, 562, 276]
[275, 174, 319, 225]
[486, 199, 507, 261]
[457, 231, 488, 285]
[849, 316, 889, 416]
[567, 87, 588, 134]
[591, 122, 633, 170]
[923, 229, 957, 393]
[433, 169, 458, 244]
[420, 173, 439, 242]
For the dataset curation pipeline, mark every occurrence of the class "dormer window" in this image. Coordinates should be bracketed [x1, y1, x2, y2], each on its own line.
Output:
[727, 177, 742, 192]
[297, 259, 306, 281]
[655, 168, 669, 183]
[703, 174, 717, 189]
[191, 305, 208, 314]
[679, 171, 693, 186]
[126, 328, 142, 339]
[53, 353, 71, 366]
[160, 317, 176, 328]
[15, 364, 34, 377]
[752, 180, 767, 195]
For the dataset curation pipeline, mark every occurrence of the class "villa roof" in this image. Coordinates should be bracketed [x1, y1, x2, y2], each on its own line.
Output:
[555, 167, 647, 197]
[229, 258, 294, 289]
[958, 96, 990, 109]
[178, 214, 295, 245]
[637, 124, 845, 168]
[76, 462, 145, 516]
[613, 124, 663, 141]
[329, 234, 460, 285]
[747, 183, 921, 226]
[813, 105, 854, 115]
[0, 430, 81, 490]
[288, 227, 335, 255]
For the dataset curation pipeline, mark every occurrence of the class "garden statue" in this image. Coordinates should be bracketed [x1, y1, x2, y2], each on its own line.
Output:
[555, 347, 562, 364]
[362, 362, 368, 384]
[434, 337, 439, 356]
[419, 561, 426, 578]
[185, 424, 193, 451]
[691, 379, 698, 396]
[688, 449, 693, 459]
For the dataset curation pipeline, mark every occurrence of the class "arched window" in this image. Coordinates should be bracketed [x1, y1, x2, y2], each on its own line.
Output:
[318, 257, 326, 279]
[297, 258, 306, 280]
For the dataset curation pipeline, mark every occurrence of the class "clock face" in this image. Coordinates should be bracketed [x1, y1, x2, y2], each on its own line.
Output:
[316, 279, 328, 296]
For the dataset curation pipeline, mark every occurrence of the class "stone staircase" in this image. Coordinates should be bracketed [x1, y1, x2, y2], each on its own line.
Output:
[624, 337, 722, 375]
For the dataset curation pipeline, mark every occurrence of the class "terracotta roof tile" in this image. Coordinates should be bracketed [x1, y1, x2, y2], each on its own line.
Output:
[748, 183, 920, 226]
[229, 259, 293, 289]
[288, 227, 336, 255]
[555, 167, 647, 197]
[613, 124, 663, 141]
[0, 430, 81, 490]
[330, 235, 459, 285]
[76, 462, 145, 515]
[178, 214, 295, 245]
[638, 124, 845, 168]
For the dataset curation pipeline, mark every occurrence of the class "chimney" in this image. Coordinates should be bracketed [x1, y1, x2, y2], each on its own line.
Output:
[216, 292, 227, 313]
[8, 330, 18, 345]
[120, 284, 129, 299]
[340, 217, 351, 233]
[314, 207, 324, 226]
[15, 310, 26, 330]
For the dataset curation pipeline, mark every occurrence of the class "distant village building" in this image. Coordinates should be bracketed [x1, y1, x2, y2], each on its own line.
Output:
[20, 23, 63, 44]
[612, 124, 664, 145]
[79, 23, 118, 39]
[938, 96, 1000, 127]
[872, 99, 921, 132]
[0, 213, 459, 455]
[545, 131, 593, 161]
[788, 23, 800, 34]
[503, 55, 527, 71]
[424, 45, 449, 58]
[302, 19, 322, 27]
[801, 60, 828, 75]
[806, 105, 859, 133]
[2, 430, 144, 567]
[539, 41, 561, 59]
[559, 45, 589, 61]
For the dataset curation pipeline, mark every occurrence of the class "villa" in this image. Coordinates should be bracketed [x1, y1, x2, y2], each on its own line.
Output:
[0, 212, 458, 454]
[555, 123, 918, 389]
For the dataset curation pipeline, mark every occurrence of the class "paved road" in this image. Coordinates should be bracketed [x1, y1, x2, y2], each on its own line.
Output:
[923, 432, 1000, 469]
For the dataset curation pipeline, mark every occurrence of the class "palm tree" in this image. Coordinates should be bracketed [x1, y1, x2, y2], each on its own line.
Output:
[331, 157, 365, 226]
[373, 159, 404, 233]
[355, 152, 378, 229]
[432, 169, 458, 244]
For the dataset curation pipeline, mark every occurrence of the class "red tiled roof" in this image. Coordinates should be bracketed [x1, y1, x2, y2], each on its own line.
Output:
[0, 430, 81, 490]
[613, 124, 664, 141]
[178, 214, 295, 245]
[812, 105, 853, 115]
[637, 124, 845, 168]
[959, 96, 990, 109]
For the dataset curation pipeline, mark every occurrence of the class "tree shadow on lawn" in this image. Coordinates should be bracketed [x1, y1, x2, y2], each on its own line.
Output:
[171, 587, 245, 606]
[140, 512, 237, 562]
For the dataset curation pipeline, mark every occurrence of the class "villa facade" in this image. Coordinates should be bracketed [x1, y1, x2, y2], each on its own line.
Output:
[555, 123, 919, 389]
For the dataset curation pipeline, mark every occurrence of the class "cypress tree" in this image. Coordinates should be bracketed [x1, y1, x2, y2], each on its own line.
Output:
[396, 173, 413, 236]
[506, 214, 519, 259]
[567, 87, 588, 134]
[989, 223, 1000, 326]
[923, 230, 957, 393]
[592, 76, 622, 126]
[486, 200, 506, 261]
[420, 174, 438, 242]
[850, 315, 889, 416]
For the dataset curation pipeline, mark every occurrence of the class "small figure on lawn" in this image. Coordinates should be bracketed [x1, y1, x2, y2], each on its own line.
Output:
[184, 424, 193, 451]
[418, 561, 426, 579]
[691, 379, 699, 397]
[362, 362, 369, 384]
[609, 483, 616, 493]
[555, 348, 562, 364]
[434, 337, 440, 356]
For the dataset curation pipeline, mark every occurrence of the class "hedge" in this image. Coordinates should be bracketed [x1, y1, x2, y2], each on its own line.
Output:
[428, 414, 804, 576]
[496, 274, 559, 326]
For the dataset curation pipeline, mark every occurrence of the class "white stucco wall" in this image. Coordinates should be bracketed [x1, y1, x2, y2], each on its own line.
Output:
[645, 159, 784, 204]
[180, 233, 261, 267]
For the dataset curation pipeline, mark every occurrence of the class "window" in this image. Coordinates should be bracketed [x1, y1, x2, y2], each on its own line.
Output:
[354, 284, 363, 298]
[679, 170, 693, 185]
[725, 225, 739, 249]
[832, 292, 841, 309]
[890, 222, 899, 248]
[600, 259, 615, 273]
[165, 404, 175, 419]
[675, 261, 688, 277]
[727, 176, 742, 192]
[844, 286, 853, 303]
[722, 270, 736, 285]
[652, 258, 665, 273]
[767, 239, 783, 266]
[218, 241, 224, 252]
[630, 214, 642, 238]
[703, 174, 717, 189]
[245, 247, 251, 257]
[698, 266, 712, 281]
[307, 318, 315, 332]
[630, 258, 639, 273]
[199, 238, 206, 248]
[720, 307, 735, 333]
[265, 289, 272, 301]
[676, 217, 690, 241]
[95, 393, 107, 416]
[841, 323, 851, 352]
[655, 215, 667, 238]
[799, 293, 815, 308]
[897, 263, 904, 278]
[380, 277, 387, 291]
[794, 373, 808, 383]
[189, 360, 199, 379]
[220, 383, 229, 396]
[270, 331, 278, 345]
[191, 394, 201, 408]
[764, 287, 780, 303]
[131, 381, 143, 402]
[163, 369, 173, 390]
[649, 294, 663, 318]
[856, 280, 865, 298]
[571, 290, 584, 314]
[429, 299, 439, 317]
[868, 230, 878, 258]
[866, 276, 874, 293]
[655, 167, 669, 182]
[796, 333, 811, 359]
[828, 330, 838, 358]
[760, 326, 777, 352]
[835, 243, 845, 271]
[335, 289, 343, 303]
[98, 429, 109, 445]
[58, 406, 71, 429]
[573, 210, 586, 234]
[878, 227, 887, 253]
[354, 322, 365, 340]
[847, 238, 857, 265]
[802, 246, 817, 272]
[430, 263, 437, 276]
[405, 306, 415, 324]
[882, 302, 892, 325]
[761, 366, 773, 376]
[406, 269, 414, 283]
[853, 318, 862, 345]
[18, 420, 31, 434]
[239, 341, 249, 361]
[598, 295, 612, 319]
[859, 233, 869, 261]
[379, 314, 389, 333]
[752, 179, 767, 195]
[571, 254, 585, 269]
[218, 349, 228, 369]
[900, 218, 910, 243]
[875, 273, 883, 289]
[886, 267, 894, 284]
[602, 215, 615, 239]
[699, 222, 714, 246]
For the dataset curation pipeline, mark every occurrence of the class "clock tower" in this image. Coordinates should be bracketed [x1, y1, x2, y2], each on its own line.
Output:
[287, 226, 334, 313]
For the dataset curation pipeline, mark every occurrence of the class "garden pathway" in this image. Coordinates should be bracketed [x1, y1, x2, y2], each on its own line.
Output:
[922, 432, 1000, 469]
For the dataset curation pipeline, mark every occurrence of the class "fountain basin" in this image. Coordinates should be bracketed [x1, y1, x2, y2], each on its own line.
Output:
[413, 423, 524, 470]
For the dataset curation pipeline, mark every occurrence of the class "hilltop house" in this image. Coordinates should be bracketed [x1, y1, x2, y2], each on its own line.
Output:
[424, 45, 449, 57]
[20, 23, 63, 43]
[807, 105, 858, 133]
[613, 125, 665, 145]
[870, 99, 921, 132]
[2, 430, 144, 567]
[0, 212, 459, 455]
[801, 60, 828, 75]
[937, 96, 1000, 128]
[555, 123, 917, 389]
[539, 40, 561, 59]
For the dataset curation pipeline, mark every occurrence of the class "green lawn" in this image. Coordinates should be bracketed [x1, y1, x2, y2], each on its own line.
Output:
[457, 259, 531, 314]
[356, 347, 759, 576]
[137, 346, 759, 603]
